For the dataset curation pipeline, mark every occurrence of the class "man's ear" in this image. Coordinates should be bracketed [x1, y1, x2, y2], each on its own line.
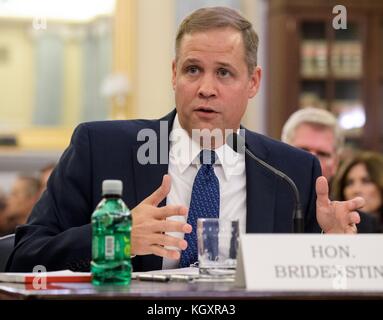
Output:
[172, 60, 177, 90]
[248, 66, 262, 98]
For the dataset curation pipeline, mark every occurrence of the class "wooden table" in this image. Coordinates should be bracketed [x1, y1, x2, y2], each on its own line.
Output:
[1, 280, 383, 300]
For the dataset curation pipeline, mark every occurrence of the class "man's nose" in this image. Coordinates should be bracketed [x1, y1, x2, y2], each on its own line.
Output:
[198, 74, 217, 99]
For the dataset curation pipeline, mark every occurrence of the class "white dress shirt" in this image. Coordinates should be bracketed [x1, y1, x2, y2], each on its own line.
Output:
[162, 115, 246, 269]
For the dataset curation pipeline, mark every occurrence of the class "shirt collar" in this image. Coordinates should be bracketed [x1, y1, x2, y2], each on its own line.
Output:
[169, 115, 244, 181]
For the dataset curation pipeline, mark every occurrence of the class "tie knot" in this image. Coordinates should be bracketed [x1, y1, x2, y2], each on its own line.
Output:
[199, 150, 217, 165]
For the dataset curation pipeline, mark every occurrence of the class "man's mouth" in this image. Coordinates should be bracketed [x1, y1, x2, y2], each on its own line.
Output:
[195, 107, 217, 113]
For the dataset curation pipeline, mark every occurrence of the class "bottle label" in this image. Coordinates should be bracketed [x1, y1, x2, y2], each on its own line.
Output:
[105, 235, 115, 259]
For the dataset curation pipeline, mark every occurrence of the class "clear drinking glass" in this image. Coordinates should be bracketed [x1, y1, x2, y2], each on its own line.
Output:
[197, 218, 239, 278]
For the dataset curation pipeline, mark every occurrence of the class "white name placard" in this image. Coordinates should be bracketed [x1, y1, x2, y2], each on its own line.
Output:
[235, 234, 383, 291]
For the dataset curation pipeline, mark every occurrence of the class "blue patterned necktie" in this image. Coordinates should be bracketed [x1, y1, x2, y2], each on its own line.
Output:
[179, 149, 220, 268]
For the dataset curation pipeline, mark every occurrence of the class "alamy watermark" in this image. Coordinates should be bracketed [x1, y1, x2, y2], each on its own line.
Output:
[32, 265, 47, 290]
[332, 5, 347, 30]
[136, 122, 246, 176]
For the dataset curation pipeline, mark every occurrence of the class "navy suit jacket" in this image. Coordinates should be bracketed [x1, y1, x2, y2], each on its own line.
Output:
[7, 110, 321, 272]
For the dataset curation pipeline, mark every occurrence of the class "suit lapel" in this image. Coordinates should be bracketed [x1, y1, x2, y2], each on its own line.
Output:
[244, 130, 277, 233]
[131, 110, 176, 204]
[131, 110, 176, 270]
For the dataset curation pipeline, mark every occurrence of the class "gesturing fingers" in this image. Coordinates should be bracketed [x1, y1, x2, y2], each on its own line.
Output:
[137, 218, 191, 234]
[150, 245, 182, 260]
[342, 198, 362, 228]
[130, 174, 193, 259]
[149, 232, 190, 260]
[315, 176, 330, 209]
[131, 227, 189, 259]
[153, 205, 188, 220]
[152, 233, 188, 250]
[346, 196, 365, 212]
[151, 219, 192, 234]
[334, 201, 361, 229]
[349, 211, 361, 225]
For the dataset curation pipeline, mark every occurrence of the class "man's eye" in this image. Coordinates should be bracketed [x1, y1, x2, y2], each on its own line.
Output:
[317, 152, 331, 159]
[217, 68, 230, 77]
[186, 66, 199, 75]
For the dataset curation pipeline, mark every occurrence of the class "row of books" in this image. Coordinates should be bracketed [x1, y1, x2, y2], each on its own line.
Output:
[300, 40, 362, 78]
[299, 93, 365, 131]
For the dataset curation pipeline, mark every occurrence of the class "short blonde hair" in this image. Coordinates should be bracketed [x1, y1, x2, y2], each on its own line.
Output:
[281, 108, 343, 151]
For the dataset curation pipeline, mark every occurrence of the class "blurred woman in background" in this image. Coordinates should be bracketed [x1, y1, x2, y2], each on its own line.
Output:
[332, 151, 383, 232]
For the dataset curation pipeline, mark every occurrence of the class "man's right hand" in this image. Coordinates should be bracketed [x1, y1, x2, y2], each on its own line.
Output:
[130, 174, 191, 260]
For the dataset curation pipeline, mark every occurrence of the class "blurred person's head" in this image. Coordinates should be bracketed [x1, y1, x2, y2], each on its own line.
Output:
[39, 163, 55, 192]
[332, 152, 383, 217]
[282, 107, 343, 180]
[7, 175, 41, 226]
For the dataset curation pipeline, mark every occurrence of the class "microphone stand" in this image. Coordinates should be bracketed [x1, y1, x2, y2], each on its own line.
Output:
[226, 132, 304, 233]
[243, 148, 305, 233]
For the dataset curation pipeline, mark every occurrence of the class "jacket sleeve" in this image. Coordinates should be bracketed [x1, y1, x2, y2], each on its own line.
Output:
[7, 123, 94, 272]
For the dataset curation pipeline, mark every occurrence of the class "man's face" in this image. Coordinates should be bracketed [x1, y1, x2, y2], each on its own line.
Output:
[172, 27, 261, 141]
[291, 123, 338, 180]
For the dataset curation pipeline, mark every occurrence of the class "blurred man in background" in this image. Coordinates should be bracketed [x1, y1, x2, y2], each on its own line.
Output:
[281, 107, 340, 183]
[2, 176, 41, 235]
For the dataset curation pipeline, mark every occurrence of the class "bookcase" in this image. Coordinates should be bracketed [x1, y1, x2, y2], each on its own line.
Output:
[266, 0, 383, 152]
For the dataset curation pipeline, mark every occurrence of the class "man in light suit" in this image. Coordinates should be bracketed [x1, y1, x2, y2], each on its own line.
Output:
[7, 7, 364, 272]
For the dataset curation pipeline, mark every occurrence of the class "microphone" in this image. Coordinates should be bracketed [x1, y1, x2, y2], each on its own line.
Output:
[226, 132, 304, 233]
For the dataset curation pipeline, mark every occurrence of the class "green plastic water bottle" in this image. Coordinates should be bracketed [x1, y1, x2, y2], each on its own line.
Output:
[91, 180, 132, 285]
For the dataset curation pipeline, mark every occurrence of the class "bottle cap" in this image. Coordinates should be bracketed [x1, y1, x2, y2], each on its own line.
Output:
[102, 180, 123, 196]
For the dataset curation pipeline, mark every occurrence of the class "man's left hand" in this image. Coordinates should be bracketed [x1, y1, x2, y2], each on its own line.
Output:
[316, 176, 365, 234]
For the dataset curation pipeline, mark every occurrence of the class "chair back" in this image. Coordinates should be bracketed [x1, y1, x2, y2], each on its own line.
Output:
[0, 234, 15, 272]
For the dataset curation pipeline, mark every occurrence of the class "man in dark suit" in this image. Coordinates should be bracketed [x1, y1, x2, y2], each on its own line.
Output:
[7, 7, 364, 272]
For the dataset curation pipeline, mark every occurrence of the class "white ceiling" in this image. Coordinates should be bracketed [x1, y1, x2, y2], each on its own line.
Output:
[0, 0, 115, 22]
